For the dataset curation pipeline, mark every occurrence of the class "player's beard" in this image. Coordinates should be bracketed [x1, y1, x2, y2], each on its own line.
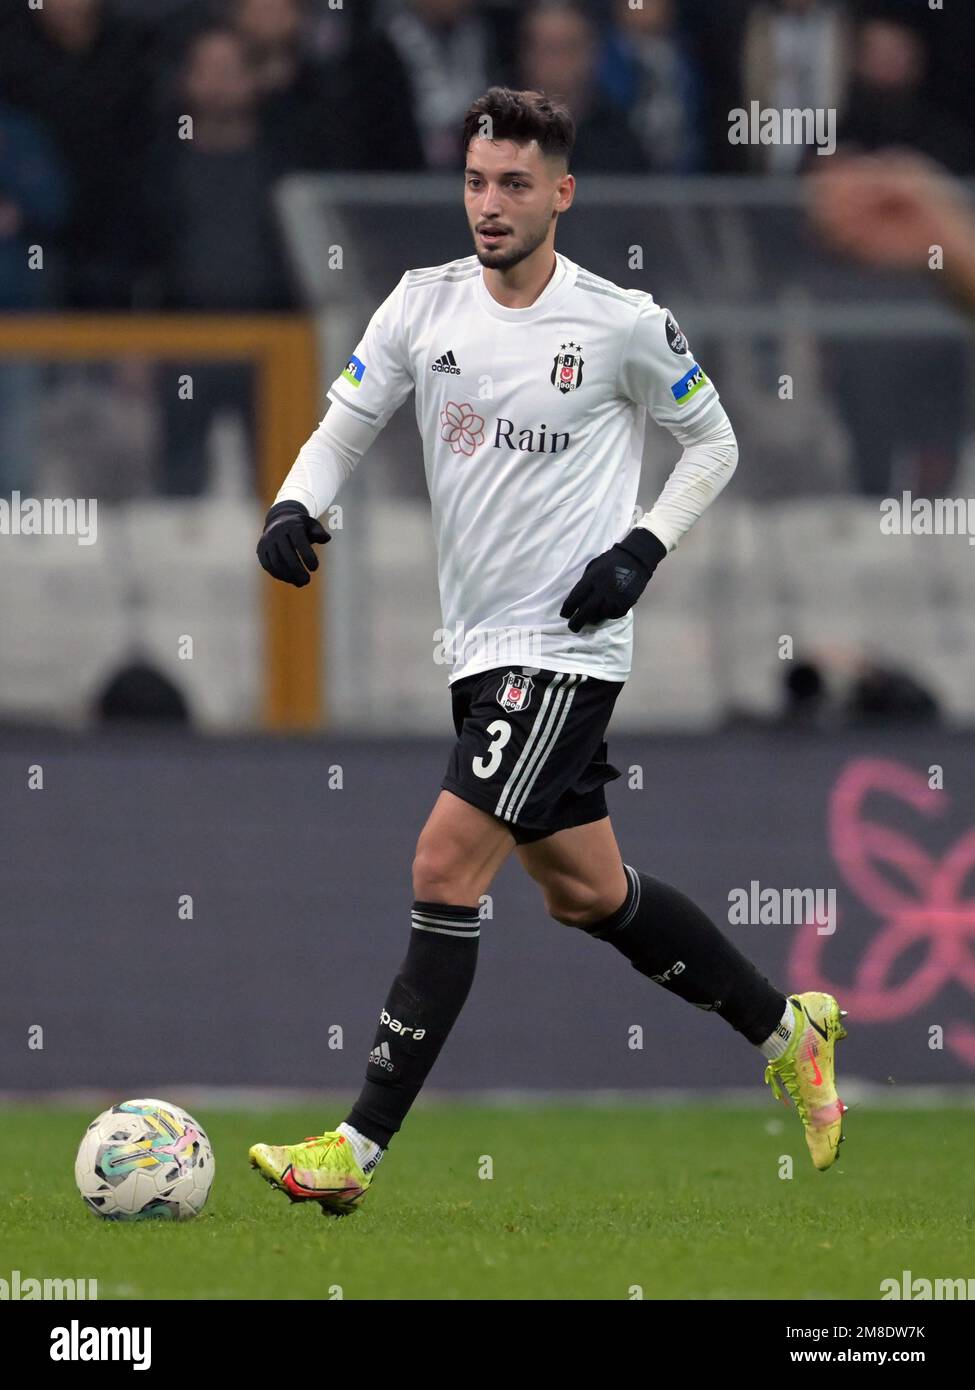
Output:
[472, 212, 553, 271]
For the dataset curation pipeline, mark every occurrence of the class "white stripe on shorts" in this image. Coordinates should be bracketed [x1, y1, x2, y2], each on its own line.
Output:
[494, 673, 585, 823]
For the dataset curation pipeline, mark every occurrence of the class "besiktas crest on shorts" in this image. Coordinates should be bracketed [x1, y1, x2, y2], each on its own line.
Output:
[551, 341, 583, 393]
[497, 671, 534, 712]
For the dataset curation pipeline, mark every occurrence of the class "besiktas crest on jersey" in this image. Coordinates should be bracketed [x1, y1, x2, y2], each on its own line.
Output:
[551, 341, 584, 393]
[496, 671, 534, 713]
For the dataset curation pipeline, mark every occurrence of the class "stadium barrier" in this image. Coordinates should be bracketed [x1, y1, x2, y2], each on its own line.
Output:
[0, 316, 322, 729]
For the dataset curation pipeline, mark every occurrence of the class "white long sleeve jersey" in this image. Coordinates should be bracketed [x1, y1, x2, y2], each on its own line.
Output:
[277, 251, 738, 685]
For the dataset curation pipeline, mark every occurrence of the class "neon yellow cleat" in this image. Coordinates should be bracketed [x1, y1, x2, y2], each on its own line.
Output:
[248, 1131, 373, 1215]
[765, 992, 849, 1171]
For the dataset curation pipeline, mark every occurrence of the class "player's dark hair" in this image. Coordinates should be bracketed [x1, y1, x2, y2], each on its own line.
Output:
[463, 87, 575, 170]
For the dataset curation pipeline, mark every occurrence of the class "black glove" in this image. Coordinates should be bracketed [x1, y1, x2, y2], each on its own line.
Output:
[256, 500, 329, 587]
[560, 526, 667, 633]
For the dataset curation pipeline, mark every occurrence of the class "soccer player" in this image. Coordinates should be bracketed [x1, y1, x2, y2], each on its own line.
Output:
[251, 87, 847, 1214]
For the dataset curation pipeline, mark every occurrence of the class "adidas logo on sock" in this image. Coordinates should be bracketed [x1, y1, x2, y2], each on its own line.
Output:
[431, 349, 461, 375]
[368, 1040, 394, 1072]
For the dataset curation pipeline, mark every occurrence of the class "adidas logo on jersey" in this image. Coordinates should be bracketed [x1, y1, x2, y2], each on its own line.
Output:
[432, 350, 461, 375]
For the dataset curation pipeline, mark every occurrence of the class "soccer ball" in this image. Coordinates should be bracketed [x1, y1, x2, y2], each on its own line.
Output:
[75, 1098, 214, 1220]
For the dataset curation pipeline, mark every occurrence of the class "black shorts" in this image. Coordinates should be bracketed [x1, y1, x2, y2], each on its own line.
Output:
[441, 665, 624, 845]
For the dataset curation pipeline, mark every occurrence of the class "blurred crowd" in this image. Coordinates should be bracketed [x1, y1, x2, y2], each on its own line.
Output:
[0, 0, 972, 312]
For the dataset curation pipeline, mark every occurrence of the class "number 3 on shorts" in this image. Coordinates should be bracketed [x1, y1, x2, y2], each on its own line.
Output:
[472, 719, 511, 779]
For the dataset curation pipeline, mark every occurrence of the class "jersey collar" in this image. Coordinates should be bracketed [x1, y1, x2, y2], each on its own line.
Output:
[474, 252, 577, 322]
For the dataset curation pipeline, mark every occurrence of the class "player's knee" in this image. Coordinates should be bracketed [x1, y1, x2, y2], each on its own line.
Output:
[545, 881, 607, 928]
[412, 845, 469, 904]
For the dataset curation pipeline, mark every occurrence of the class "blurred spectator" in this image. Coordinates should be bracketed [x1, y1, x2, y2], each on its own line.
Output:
[149, 27, 286, 495]
[600, 0, 703, 173]
[683, 0, 752, 172]
[810, 151, 975, 316]
[383, 0, 497, 169]
[0, 103, 69, 493]
[520, 1, 648, 173]
[232, 0, 423, 171]
[0, 0, 153, 306]
[331, 18, 425, 171]
[925, 2, 975, 152]
[741, 0, 852, 173]
[0, 103, 69, 310]
[236, 0, 312, 95]
[809, 151, 974, 497]
[232, 0, 341, 171]
[837, 15, 974, 174]
[149, 27, 292, 311]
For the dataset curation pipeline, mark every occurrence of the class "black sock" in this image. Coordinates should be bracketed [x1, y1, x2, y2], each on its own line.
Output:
[345, 901, 480, 1148]
[583, 865, 786, 1045]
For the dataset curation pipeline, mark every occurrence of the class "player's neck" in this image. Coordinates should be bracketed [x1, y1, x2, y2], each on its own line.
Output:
[481, 246, 558, 310]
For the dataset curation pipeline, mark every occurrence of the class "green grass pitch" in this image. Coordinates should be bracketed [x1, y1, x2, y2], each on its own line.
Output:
[3, 1103, 972, 1300]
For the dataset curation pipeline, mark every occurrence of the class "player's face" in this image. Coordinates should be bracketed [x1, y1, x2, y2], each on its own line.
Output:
[464, 137, 573, 271]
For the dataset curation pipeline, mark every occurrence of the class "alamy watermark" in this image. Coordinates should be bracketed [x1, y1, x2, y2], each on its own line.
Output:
[880, 491, 975, 544]
[433, 621, 543, 669]
[50, 1321, 150, 1370]
[881, 1270, 975, 1300]
[728, 881, 836, 935]
[728, 102, 836, 157]
[1, 1268, 97, 1299]
[0, 492, 97, 545]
